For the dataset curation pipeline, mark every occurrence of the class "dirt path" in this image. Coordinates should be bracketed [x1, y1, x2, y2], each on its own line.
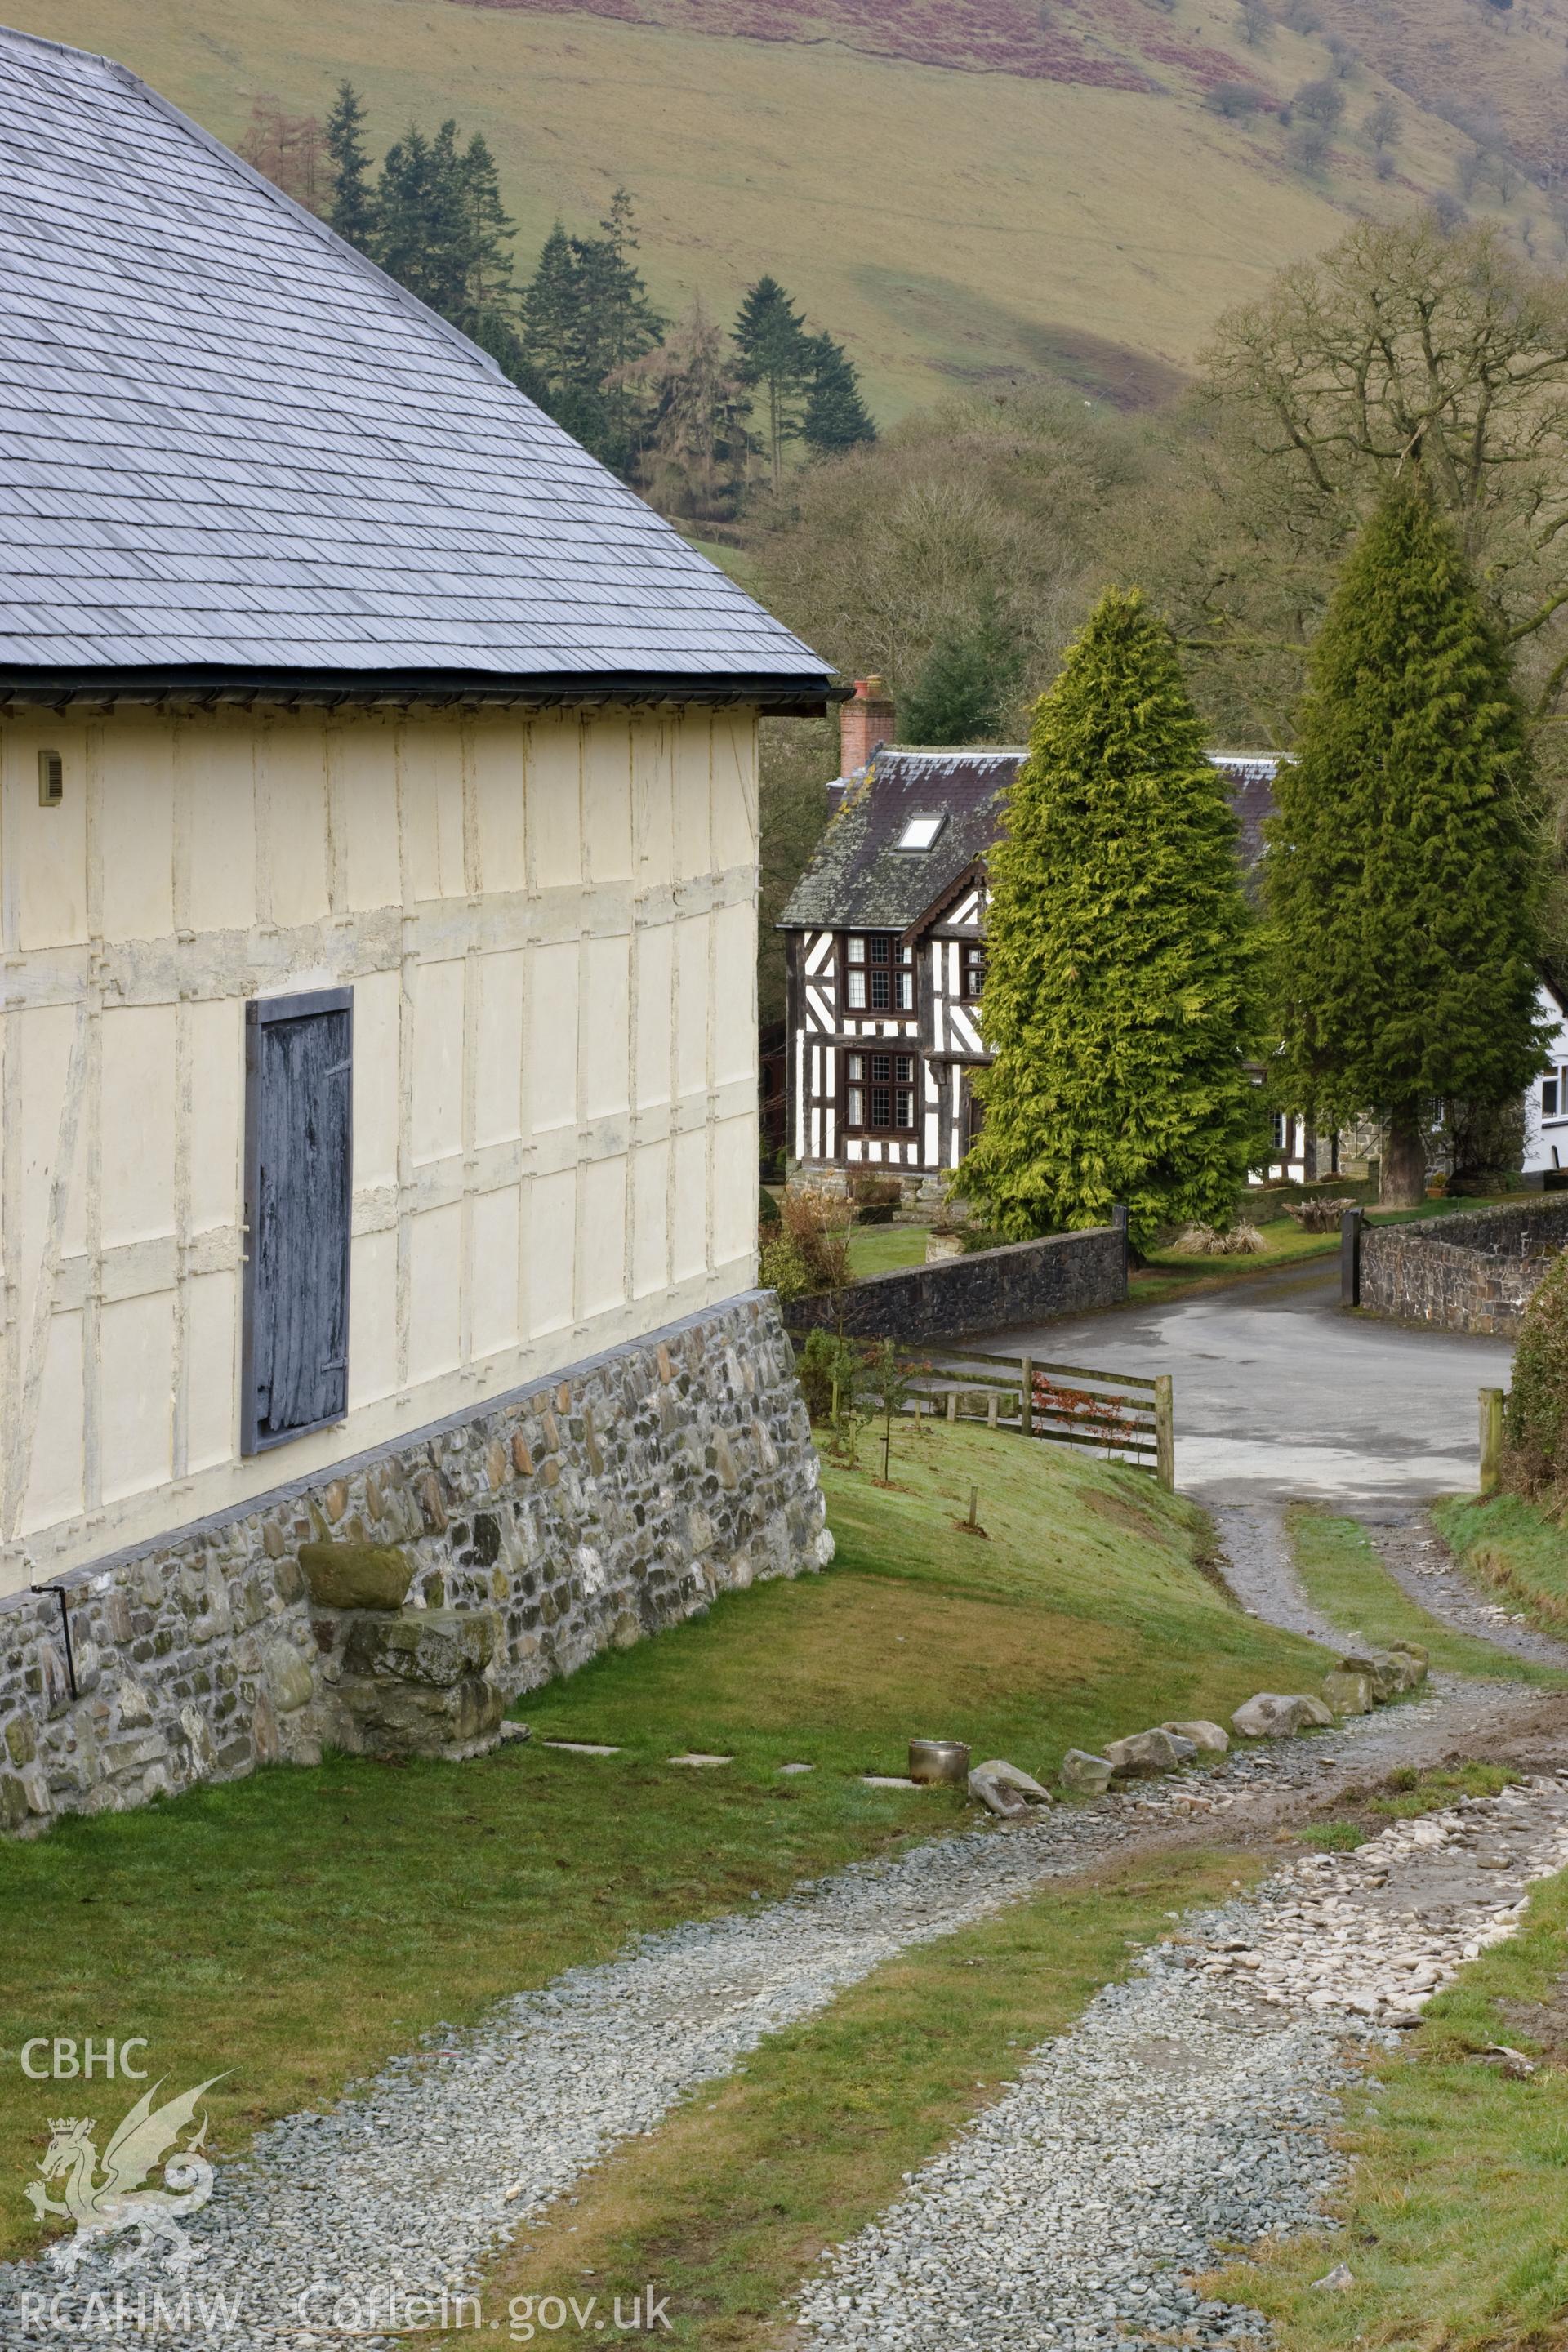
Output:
[10, 1460, 1565, 2350]
[1205, 1502, 1333, 1641]
[1359, 1511, 1568, 1669]
[7, 1674, 1562, 2352]
[795, 1773, 1568, 2350]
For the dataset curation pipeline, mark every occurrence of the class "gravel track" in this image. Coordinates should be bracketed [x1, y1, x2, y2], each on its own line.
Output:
[6, 1677, 1560, 2351]
[1360, 1512, 1568, 1668]
[795, 1775, 1568, 2350]
[1206, 1503, 1334, 1642]
[6, 1520, 1566, 2350]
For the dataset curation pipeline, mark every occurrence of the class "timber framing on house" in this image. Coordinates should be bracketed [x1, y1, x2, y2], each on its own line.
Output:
[0, 23, 836, 1603]
[779, 687, 1321, 1200]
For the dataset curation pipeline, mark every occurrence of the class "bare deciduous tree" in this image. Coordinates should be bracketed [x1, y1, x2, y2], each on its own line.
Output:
[1365, 94, 1400, 151]
[1147, 220, 1568, 723]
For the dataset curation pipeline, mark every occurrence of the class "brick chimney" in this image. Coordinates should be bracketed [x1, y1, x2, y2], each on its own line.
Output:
[840, 675, 896, 775]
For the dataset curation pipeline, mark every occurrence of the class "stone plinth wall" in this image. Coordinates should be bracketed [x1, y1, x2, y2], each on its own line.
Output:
[0, 1293, 827, 1838]
[1359, 1199, 1568, 1336]
[789, 1165, 953, 1221]
[783, 1226, 1127, 1345]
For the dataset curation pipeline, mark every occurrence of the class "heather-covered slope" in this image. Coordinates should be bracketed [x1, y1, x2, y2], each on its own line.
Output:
[21, 0, 1564, 417]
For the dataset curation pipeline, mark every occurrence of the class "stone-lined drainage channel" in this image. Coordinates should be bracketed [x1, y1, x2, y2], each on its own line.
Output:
[4, 1674, 1556, 2352]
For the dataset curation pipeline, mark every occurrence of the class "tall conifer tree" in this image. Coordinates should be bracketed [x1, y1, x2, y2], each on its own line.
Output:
[457, 132, 517, 338]
[325, 81, 376, 249]
[803, 331, 875, 453]
[1265, 479, 1547, 1205]
[733, 277, 813, 488]
[374, 126, 435, 296]
[956, 589, 1263, 1244]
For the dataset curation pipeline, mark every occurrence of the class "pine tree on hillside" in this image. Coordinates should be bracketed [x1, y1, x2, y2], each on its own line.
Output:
[1265, 478, 1548, 1205]
[427, 120, 480, 318]
[802, 331, 875, 453]
[325, 81, 376, 249]
[457, 132, 517, 340]
[955, 588, 1264, 1245]
[520, 225, 579, 391]
[374, 126, 436, 297]
[571, 189, 665, 468]
[733, 277, 813, 488]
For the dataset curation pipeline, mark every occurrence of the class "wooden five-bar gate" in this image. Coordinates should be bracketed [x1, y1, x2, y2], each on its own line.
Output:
[893, 1347, 1174, 1490]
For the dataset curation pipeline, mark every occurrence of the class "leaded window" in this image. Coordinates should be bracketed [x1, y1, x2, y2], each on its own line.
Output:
[845, 1050, 915, 1133]
[844, 933, 915, 1014]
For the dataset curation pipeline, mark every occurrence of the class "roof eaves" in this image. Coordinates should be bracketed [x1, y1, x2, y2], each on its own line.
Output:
[0, 662, 834, 714]
[899, 855, 986, 944]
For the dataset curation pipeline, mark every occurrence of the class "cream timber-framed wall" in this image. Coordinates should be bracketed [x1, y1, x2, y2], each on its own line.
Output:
[0, 698, 761, 1597]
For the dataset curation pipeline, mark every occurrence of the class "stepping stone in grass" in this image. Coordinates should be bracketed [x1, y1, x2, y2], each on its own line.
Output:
[862, 1774, 920, 1788]
[668, 1753, 733, 1766]
[777, 1762, 815, 1775]
[542, 1740, 621, 1755]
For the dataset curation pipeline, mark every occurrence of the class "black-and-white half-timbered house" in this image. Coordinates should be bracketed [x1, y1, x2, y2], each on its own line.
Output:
[778, 681, 1316, 1203]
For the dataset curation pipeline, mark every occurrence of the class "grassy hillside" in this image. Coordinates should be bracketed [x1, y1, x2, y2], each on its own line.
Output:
[20, 0, 1558, 421]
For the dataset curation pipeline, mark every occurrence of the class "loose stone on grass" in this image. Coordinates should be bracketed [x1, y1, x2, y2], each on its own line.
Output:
[1059, 1748, 1116, 1796]
[1232, 1692, 1332, 1739]
[968, 1759, 1051, 1818]
[1105, 1728, 1195, 1777]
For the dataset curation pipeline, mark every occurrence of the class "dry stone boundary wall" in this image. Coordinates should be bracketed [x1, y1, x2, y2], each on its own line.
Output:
[0, 1292, 827, 1838]
[784, 1225, 1128, 1346]
[1358, 1197, 1568, 1337]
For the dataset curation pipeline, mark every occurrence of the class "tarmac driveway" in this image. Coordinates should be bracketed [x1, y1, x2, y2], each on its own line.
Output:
[988, 1260, 1514, 1508]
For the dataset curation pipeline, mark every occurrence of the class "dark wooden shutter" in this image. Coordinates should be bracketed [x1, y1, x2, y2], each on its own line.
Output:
[242, 988, 353, 1454]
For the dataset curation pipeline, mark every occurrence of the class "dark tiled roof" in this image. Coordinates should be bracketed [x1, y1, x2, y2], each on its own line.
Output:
[779, 749, 1019, 930]
[1209, 754, 1283, 879]
[0, 28, 830, 697]
[778, 748, 1281, 930]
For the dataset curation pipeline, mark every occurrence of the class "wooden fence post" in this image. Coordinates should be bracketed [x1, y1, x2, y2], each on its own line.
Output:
[1479, 1387, 1505, 1495]
[1153, 1374, 1174, 1492]
[1019, 1356, 1033, 1437]
[1340, 1206, 1363, 1310]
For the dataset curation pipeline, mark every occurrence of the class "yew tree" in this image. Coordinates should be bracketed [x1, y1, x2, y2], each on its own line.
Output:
[956, 588, 1264, 1245]
[1266, 479, 1547, 1205]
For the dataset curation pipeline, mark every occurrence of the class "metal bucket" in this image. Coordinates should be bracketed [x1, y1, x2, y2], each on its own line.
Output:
[908, 1737, 971, 1785]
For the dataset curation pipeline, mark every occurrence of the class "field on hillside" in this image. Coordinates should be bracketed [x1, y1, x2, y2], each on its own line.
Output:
[20, 0, 1546, 420]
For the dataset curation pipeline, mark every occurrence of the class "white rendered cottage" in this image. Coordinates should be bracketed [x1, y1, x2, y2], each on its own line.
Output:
[0, 30, 834, 1828]
[780, 683, 1318, 1203]
[1523, 974, 1568, 1183]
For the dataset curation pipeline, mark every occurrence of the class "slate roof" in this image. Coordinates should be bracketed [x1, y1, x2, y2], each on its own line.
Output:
[778, 748, 1282, 930]
[0, 27, 831, 702]
[780, 749, 1019, 931]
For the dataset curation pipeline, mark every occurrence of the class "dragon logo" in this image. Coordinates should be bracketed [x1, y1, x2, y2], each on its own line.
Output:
[27, 2075, 226, 2274]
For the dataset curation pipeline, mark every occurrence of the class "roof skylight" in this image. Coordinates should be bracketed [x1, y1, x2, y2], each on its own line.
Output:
[896, 813, 946, 851]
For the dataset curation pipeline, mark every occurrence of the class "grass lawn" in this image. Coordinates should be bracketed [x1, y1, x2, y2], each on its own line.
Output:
[844, 1222, 929, 1282]
[1131, 1220, 1339, 1307]
[1435, 1493, 1568, 1637]
[453, 1844, 1268, 2349]
[1129, 1193, 1523, 1312]
[1285, 1507, 1565, 1688]
[1208, 1859, 1568, 2351]
[0, 1422, 1328, 2265]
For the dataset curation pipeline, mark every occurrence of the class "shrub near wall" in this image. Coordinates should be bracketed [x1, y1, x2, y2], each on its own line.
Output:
[1503, 1252, 1568, 1498]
